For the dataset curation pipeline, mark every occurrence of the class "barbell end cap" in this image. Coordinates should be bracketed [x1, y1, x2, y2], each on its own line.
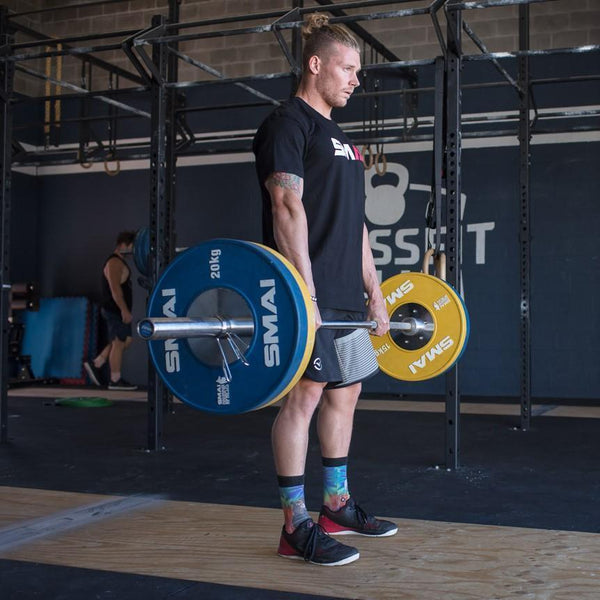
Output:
[138, 319, 156, 340]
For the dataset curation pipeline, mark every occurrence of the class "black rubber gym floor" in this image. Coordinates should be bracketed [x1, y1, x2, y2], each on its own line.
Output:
[1, 395, 599, 598]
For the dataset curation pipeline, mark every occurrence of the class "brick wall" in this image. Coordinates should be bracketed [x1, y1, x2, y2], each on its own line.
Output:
[3, 0, 45, 96]
[5, 0, 600, 96]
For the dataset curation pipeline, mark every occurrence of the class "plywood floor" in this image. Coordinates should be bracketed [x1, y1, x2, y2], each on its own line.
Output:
[3, 389, 600, 598]
[1, 486, 599, 600]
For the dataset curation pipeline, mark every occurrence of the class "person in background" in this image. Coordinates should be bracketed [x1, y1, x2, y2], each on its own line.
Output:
[84, 231, 137, 391]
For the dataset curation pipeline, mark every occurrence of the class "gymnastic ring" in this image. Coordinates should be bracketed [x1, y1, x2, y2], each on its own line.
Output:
[361, 145, 373, 170]
[374, 151, 387, 176]
[77, 149, 92, 169]
[422, 248, 447, 281]
[434, 252, 447, 281]
[422, 247, 435, 275]
[104, 155, 121, 176]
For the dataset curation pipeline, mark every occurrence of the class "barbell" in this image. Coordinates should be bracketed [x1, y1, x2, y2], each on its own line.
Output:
[137, 239, 470, 414]
[139, 317, 434, 339]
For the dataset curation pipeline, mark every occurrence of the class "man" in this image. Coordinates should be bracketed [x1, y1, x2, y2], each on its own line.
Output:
[84, 231, 137, 391]
[253, 14, 397, 567]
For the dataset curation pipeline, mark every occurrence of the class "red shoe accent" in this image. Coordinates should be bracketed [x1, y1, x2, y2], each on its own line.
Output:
[318, 515, 353, 534]
[277, 534, 300, 557]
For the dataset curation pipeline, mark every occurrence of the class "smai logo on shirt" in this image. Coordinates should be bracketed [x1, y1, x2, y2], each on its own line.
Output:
[331, 137, 362, 162]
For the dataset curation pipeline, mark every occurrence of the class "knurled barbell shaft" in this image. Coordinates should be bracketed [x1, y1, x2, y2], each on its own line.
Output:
[137, 316, 434, 341]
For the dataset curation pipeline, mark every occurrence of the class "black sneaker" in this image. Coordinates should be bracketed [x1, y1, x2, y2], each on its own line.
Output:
[83, 362, 102, 387]
[108, 378, 138, 391]
[318, 498, 398, 537]
[277, 518, 359, 566]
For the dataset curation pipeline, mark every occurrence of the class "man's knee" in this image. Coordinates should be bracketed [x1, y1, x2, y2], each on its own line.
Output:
[282, 377, 326, 415]
[321, 382, 361, 410]
[111, 337, 126, 348]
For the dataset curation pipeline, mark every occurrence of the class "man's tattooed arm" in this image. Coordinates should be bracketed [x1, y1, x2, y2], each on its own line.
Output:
[266, 172, 304, 198]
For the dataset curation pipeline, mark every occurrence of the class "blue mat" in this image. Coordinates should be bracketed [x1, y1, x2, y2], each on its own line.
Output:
[22, 297, 89, 379]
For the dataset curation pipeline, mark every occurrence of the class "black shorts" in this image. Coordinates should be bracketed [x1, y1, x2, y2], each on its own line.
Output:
[303, 308, 380, 389]
[101, 308, 132, 342]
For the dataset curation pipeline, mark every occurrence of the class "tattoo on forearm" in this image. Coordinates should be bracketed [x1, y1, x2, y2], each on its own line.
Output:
[269, 172, 303, 196]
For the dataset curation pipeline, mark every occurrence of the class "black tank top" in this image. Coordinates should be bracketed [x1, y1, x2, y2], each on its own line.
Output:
[101, 254, 132, 313]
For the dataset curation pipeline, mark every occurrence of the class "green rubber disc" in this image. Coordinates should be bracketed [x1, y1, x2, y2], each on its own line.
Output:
[55, 397, 113, 408]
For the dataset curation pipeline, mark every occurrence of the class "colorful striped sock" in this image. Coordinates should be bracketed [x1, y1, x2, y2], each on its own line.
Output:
[277, 475, 310, 533]
[322, 456, 349, 511]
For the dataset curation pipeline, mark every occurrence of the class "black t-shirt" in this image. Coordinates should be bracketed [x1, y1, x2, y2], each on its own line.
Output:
[253, 97, 366, 311]
[101, 254, 132, 314]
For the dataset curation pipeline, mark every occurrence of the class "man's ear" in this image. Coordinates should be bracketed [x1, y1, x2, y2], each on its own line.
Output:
[307, 54, 321, 75]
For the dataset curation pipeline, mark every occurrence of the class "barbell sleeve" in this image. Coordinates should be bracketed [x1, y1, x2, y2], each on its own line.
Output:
[137, 317, 255, 340]
[137, 316, 434, 341]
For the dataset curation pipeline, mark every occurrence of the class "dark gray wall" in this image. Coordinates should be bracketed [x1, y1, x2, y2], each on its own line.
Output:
[10, 138, 599, 399]
[35, 170, 149, 382]
[8, 54, 599, 399]
[530, 145, 599, 398]
[361, 142, 599, 399]
[11, 163, 263, 385]
[10, 172, 41, 283]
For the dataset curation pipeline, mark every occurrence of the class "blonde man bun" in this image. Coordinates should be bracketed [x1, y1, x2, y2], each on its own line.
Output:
[302, 13, 331, 39]
[301, 13, 359, 70]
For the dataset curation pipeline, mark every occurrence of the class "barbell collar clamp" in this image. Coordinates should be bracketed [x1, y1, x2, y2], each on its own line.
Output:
[215, 337, 233, 383]
[137, 316, 434, 341]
